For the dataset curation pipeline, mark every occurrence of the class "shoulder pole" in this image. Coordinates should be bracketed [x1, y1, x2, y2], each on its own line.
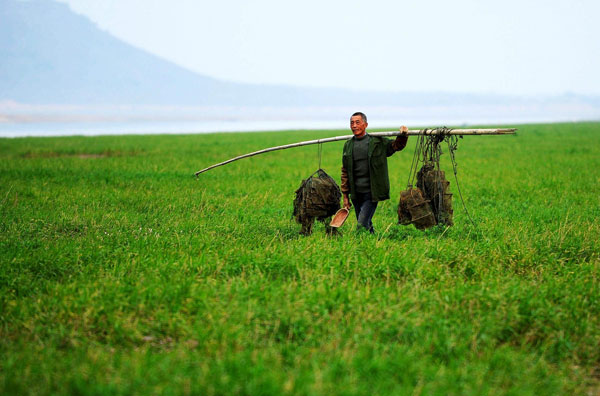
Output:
[194, 128, 516, 176]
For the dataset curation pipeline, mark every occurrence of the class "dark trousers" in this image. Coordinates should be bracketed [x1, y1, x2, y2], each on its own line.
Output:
[352, 191, 378, 233]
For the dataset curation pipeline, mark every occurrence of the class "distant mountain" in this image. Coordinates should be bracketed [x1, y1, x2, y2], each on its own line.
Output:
[1, 0, 599, 110]
[1, 0, 240, 105]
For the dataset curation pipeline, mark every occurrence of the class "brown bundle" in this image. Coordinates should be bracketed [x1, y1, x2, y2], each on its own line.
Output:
[417, 164, 453, 226]
[398, 187, 437, 229]
[293, 169, 341, 235]
[398, 164, 453, 229]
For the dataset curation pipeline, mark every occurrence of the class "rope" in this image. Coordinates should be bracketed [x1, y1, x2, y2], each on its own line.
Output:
[447, 135, 478, 229]
[402, 127, 476, 229]
[317, 142, 323, 170]
[407, 129, 425, 188]
[433, 127, 450, 224]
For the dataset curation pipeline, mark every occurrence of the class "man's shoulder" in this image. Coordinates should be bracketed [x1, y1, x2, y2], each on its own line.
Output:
[368, 135, 388, 144]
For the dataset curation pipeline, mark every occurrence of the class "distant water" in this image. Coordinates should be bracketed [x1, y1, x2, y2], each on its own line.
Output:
[1, 104, 598, 137]
[0, 119, 349, 138]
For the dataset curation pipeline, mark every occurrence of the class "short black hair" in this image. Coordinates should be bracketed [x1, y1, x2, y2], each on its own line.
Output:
[351, 112, 367, 123]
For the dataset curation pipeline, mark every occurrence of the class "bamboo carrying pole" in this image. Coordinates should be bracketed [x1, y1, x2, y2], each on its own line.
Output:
[194, 128, 516, 176]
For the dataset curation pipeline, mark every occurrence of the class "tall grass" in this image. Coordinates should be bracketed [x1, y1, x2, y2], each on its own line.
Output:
[1, 122, 599, 395]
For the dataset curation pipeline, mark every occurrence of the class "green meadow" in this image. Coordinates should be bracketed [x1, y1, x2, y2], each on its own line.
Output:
[1, 122, 599, 395]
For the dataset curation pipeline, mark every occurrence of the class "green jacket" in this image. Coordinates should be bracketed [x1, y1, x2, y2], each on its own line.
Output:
[341, 134, 407, 202]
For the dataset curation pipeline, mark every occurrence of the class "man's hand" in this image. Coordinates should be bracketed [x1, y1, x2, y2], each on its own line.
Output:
[399, 125, 408, 136]
[343, 194, 351, 209]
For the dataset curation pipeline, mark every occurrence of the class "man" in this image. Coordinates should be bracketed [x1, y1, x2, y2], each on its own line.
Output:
[341, 112, 408, 233]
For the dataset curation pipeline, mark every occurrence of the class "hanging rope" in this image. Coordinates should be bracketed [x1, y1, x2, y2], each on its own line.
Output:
[407, 129, 426, 188]
[317, 142, 323, 170]
[446, 135, 477, 229]
[399, 127, 476, 229]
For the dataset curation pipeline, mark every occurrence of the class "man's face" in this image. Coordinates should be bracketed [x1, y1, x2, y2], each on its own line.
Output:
[350, 115, 368, 138]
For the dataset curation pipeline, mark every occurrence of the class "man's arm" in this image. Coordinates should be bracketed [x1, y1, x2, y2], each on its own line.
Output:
[387, 125, 409, 156]
[340, 166, 351, 209]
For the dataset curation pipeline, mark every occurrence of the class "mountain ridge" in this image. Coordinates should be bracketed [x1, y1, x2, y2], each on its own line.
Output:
[1, 0, 599, 109]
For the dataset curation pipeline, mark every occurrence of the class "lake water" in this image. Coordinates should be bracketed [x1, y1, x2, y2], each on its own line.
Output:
[1, 104, 598, 138]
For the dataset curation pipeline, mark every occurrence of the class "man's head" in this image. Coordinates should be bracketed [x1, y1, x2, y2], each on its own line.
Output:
[350, 112, 368, 138]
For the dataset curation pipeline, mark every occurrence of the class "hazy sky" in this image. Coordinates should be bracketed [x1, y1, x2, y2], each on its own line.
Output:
[56, 0, 600, 96]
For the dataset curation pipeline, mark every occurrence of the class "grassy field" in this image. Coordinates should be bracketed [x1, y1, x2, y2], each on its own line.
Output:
[1, 122, 599, 395]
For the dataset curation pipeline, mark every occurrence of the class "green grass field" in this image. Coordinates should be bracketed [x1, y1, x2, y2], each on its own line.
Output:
[1, 122, 599, 395]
